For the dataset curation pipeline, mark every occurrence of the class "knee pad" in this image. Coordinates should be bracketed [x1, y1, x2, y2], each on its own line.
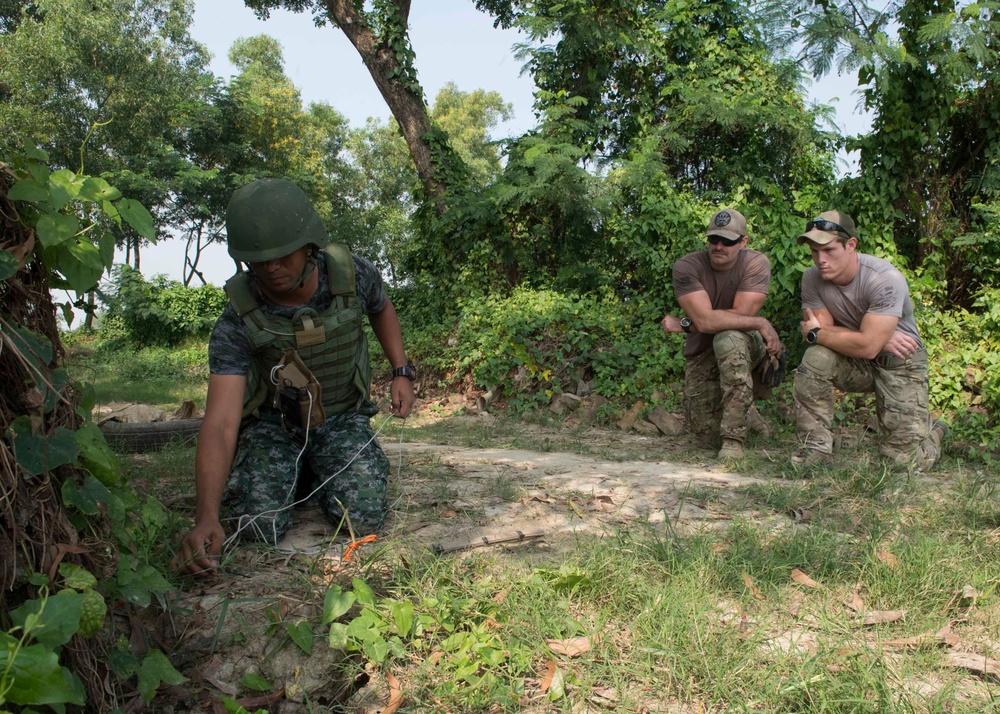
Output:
[713, 330, 751, 361]
[798, 345, 837, 380]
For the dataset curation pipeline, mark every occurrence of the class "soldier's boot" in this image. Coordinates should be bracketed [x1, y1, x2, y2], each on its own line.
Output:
[931, 419, 949, 445]
[747, 406, 771, 439]
[790, 448, 832, 468]
[717, 439, 744, 461]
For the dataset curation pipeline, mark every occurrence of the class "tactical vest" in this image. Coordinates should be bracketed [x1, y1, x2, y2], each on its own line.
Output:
[224, 243, 372, 419]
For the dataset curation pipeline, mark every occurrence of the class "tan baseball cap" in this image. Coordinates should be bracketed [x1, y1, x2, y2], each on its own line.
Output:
[797, 210, 857, 245]
[706, 209, 747, 241]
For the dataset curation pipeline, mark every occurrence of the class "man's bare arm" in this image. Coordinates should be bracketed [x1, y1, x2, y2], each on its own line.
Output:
[172, 373, 245, 577]
[368, 297, 415, 418]
[669, 289, 782, 355]
[799, 308, 901, 359]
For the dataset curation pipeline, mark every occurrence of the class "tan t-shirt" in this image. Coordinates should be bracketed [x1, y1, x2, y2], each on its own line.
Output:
[801, 253, 923, 351]
[673, 249, 771, 357]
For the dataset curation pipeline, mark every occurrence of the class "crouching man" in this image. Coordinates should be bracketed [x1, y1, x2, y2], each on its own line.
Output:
[172, 178, 416, 577]
[792, 210, 945, 468]
[661, 209, 784, 460]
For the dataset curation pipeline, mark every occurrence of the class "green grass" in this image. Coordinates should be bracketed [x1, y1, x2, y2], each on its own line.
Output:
[85, 349, 1000, 712]
[63, 332, 209, 411]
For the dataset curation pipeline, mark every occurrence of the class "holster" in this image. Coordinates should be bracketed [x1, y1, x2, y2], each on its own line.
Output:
[272, 348, 325, 430]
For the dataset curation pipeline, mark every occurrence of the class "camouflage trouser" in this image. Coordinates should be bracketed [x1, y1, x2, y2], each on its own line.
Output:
[683, 330, 768, 447]
[793, 346, 940, 469]
[222, 404, 389, 545]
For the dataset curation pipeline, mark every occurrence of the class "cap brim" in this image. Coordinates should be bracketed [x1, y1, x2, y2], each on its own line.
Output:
[708, 229, 743, 241]
[797, 229, 840, 245]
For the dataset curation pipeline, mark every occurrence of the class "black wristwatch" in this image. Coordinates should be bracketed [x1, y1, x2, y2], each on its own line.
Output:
[806, 326, 821, 344]
[391, 361, 417, 380]
[680, 317, 693, 334]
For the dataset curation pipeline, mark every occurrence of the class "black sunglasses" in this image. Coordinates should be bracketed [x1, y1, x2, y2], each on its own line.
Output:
[806, 218, 851, 237]
[708, 234, 743, 247]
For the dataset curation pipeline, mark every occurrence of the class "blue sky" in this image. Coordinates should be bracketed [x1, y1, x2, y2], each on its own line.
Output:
[140, 0, 871, 285]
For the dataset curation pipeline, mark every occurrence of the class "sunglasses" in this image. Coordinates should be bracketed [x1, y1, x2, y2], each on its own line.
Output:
[806, 218, 851, 237]
[707, 234, 743, 247]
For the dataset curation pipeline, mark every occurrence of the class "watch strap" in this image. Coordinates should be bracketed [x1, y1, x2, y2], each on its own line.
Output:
[391, 362, 416, 380]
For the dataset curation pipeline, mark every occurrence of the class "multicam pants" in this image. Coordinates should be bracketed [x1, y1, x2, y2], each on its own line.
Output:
[793, 346, 940, 469]
[222, 404, 389, 545]
[683, 330, 768, 447]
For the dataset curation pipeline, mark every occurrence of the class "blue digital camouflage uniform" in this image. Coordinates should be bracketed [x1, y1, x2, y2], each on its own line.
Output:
[209, 253, 389, 543]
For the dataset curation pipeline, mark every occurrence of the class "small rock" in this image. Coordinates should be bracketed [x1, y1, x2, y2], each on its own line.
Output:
[576, 380, 592, 398]
[647, 407, 684, 436]
[617, 401, 644, 431]
[550, 393, 582, 415]
[633, 420, 659, 436]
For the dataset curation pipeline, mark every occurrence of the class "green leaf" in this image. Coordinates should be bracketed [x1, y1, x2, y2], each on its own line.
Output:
[102, 199, 122, 227]
[98, 231, 116, 269]
[36, 214, 79, 248]
[137, 650, 188, 704]
[13, 326, 53, 367]
[114, 559, 173, 607]
[352, 578, 376, 607]
[26, 159, 49, 186]
[322, 585, 356, 624]
[286, 620, 313, 656]
[59, 563, 98, 591]
[42, 368, 70, 414]
[62, 474, 125, 519]
[78, 177, 121, 203]
[7, 417, 79, 477]
[118, 199, 155, 240]
[0, 633, 86, 707]
[48, 169, 81, 211]
[390, 601, 414, 637]
[241, 672, 274, 692]
[75, 422, 121, 487]
[0, 249, 19, 280]
[108, 649, 140, 679]
[24, 140, 49, 162]
[61, 301, 75, 328]
[328, 622, 350, 650]
[56, 240, 105, 293]
[11, 592, 82, 648]
[7, 178, 49, 203]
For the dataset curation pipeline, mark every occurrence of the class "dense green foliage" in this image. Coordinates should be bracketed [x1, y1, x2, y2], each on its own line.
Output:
[99, 265, 226, 347]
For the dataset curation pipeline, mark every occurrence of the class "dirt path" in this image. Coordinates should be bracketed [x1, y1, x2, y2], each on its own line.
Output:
[384, 442, 765, 553]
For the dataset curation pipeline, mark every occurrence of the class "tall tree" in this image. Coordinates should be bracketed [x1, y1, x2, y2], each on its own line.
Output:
[476, 0, 837, 203]
[243, 0, 452, 201]
[0, 0, 216, 267]
[786, 0, 1000, 304]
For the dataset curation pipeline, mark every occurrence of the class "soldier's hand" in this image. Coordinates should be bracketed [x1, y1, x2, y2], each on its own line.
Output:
[800, 308, 821, 340]
[661, 315, 683, 334]
[391, 376, 415, 418]
[172, 520, 225, 578]
[760, 320, 783, 357]
[883, 329, 919, 360]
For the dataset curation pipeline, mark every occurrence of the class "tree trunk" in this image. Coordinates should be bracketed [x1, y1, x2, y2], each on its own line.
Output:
[323, 0, 444, 200]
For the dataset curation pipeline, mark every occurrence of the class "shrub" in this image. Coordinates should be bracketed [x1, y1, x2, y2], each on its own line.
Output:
[99, 266, 226, 347]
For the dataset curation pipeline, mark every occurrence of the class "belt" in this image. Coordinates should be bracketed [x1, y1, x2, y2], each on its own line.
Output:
[874, 348, 925, 369]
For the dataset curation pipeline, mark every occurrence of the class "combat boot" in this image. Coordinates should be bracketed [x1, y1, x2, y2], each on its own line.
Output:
[790, 448, 832, 467]
[747, 406, 772, 439]
[717, 439, 744, 461]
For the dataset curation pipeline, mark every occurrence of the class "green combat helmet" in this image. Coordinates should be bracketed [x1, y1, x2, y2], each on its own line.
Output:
[226, 178, 330, 263]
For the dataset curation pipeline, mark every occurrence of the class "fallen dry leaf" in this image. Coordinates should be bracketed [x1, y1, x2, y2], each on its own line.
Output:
[881, 624, 961, 650]
[426, 651, 443, 666]
[791, 569, 819, 588]
[539, 660, 557, 694]
[942, 651, 1000, 681]
[379, 672, 403, 714]
[547, 633, 600, 657]
[863, 610, 906, 626]
[743, 573, 765, 601]
[439, 510, 458, 518]
[876, 550, 899, 569]
[789, 591, 804, 619]
[845, 591, 866, 613]
[588, 686, 620, 704]
[961, 584, 980, 601]
[790, 508, 811, 523]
